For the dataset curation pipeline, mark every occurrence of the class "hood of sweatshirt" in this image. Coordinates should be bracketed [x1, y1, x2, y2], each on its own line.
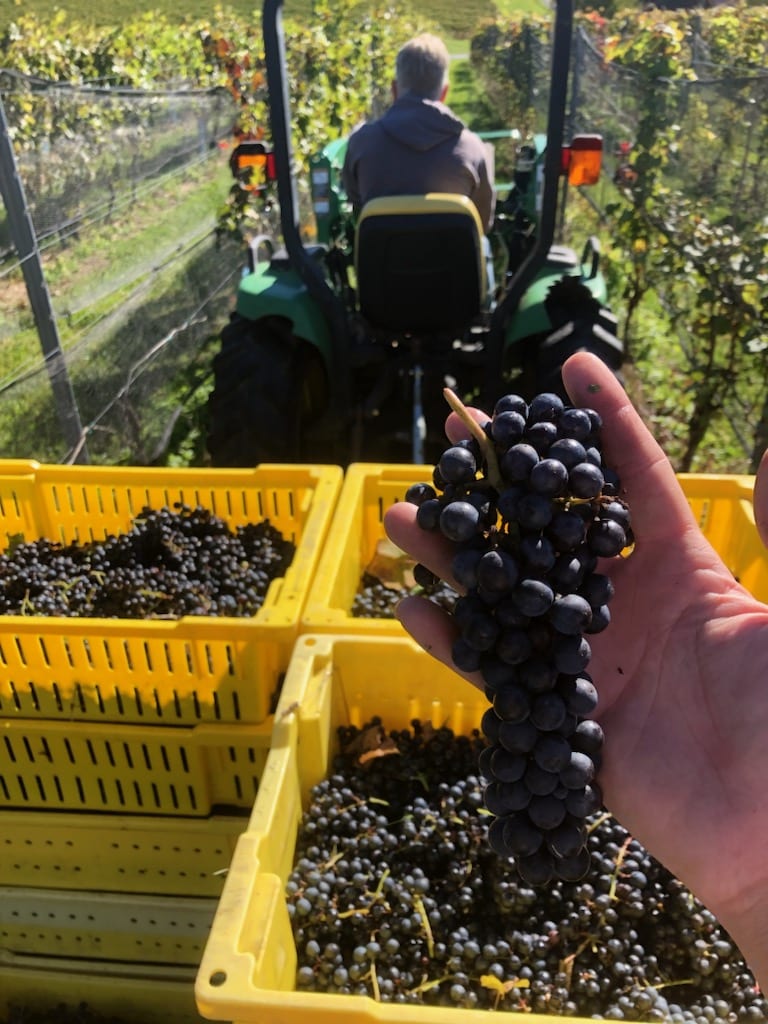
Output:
[379, 94, 465, 152]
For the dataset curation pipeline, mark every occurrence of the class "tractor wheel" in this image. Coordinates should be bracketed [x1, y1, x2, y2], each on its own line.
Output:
[206, 314, 327, 466]
[534, 316, 625, 400]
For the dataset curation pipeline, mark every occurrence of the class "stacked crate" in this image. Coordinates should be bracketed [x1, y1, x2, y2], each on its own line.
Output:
[0, 460, 342, 1023]
[194, 464, 768, 1024]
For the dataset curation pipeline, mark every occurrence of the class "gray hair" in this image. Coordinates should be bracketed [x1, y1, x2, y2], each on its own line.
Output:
[395, 33, 449, 100]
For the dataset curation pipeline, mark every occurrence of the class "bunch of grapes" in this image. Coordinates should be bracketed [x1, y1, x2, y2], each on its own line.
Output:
[407, 390, 631, 885]
[0, 504, 295, 619]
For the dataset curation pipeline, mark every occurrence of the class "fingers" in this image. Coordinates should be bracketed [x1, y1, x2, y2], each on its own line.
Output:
[446, 406, 490, 444]
[395, 594, 485, 692]
[384, 501, 457, 586]
[755, 449, 768, 550]
[562, 353, 697, 544]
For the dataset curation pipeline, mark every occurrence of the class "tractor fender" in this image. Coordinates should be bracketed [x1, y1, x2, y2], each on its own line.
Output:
[503, 266, 611, 348]
[235, 261, 335, 370]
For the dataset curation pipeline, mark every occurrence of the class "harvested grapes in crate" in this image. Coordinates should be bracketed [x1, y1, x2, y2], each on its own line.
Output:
[408, 390, 631, 885]
[0, 504, 295, 618]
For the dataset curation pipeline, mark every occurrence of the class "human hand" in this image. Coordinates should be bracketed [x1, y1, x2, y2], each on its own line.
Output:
[384, 351, 768, 987]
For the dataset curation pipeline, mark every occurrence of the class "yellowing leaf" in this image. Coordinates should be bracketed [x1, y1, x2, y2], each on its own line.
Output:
[480, 975, 530, 993]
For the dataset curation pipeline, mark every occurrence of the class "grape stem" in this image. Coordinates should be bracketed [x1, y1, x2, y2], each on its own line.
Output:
[442, 388, 503, 492]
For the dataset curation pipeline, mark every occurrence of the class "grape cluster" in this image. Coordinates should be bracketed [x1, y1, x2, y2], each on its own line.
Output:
[407, 391, 631, 884]
[0, 504, 295, 618]
[287, 721, 766, 1021]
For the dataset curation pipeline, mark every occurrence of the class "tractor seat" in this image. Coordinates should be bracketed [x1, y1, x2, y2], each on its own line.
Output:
[354, 193, 486, 333]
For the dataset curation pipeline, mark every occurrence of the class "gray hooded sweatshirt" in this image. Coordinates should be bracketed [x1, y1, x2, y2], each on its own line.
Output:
[341, 94, 495, 232]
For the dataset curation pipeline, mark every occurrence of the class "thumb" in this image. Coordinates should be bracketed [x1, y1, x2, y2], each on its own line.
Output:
[561, 352, 698, 545]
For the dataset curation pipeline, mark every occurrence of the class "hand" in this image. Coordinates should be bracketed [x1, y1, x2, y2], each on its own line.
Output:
[384, 351, 768, 987]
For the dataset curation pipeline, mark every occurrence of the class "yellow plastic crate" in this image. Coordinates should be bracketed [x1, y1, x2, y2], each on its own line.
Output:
[0, 809, 245, 896]
[0, 460, 342, 725]
[1, 887, 216, 964]
[2, 949, 204, 1024]
[301, 465, 768, 636]
[197, 633, 551, 1024]
[301, 464, 428, 635]
[1, 717, 271, 815]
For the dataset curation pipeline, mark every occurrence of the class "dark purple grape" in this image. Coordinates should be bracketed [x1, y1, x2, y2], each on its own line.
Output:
[516, 493, 555, 530]
[579, 572, 615, 608]
[527, 793, 567, 830]
[485, 781, 527, 817]
[547, 437, 587, 469]
[511, 578, 554, 617]
[462, 610, 500, 651]
[565, 782, 603, 817]
[549, 552, 589, 593]
[519, 534, 557, 573]
[603, 500, 631, 528]
[490, 747, 527, 783]
[477, 743, 495, 779]
[533, 732, 572, 773]
[405, 481, 437, 506]
[555, 845, 592, 882]
[480, 706, 502, 743]
[493, 683, 531, 723]
[494, 394, 528, 418]
[439, 501, 481, 543]
[523, 760, 560, 796]
[497, 485, 524, 521]
[549, 594, 593, 635]
[490, 411, 526, 447]
[451, 637, 483, 672]
[572, 718, 605, 756]
[413, 563, 439, 588]
[451, 547, 483, 590]
[517, 656, 558, 693]
[516, 848, 555, 886]
[546, 817, 588, 859]
[499, 443, 539, 482]
[525, 420, 558, 454]
[498, 718, 539, 754]
[569, 462, 605, 499]
[476, 548, 519, 594]
[530, 691, 567, 731]
[557, 407, 593, 441]
[415, 498, 443, 531]
[586, 604, 611, 634]
[529, 458, 569, 497]
[588, 519, 627, 557]
[548, 510, 588, 552]
[501, 815, 544, 857]
[480, 656, 517, 690]
[558, 673, 599, 716]
[495, 627, 533, 666]
[527, 392, 565, 423]
[552, 634, 591, 674]
[560, 751, 596, 789]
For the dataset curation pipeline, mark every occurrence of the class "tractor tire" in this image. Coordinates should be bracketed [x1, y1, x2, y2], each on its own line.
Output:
[206, 314, 327, 467]
[535, 316, 625, 401]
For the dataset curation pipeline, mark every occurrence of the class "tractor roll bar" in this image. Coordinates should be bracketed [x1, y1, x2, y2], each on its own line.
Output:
[484, 0, 574, 402]
[262, 0, 350, 407]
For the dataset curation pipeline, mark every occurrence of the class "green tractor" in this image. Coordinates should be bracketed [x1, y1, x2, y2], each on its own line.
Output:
[206, 0, 624, 467]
